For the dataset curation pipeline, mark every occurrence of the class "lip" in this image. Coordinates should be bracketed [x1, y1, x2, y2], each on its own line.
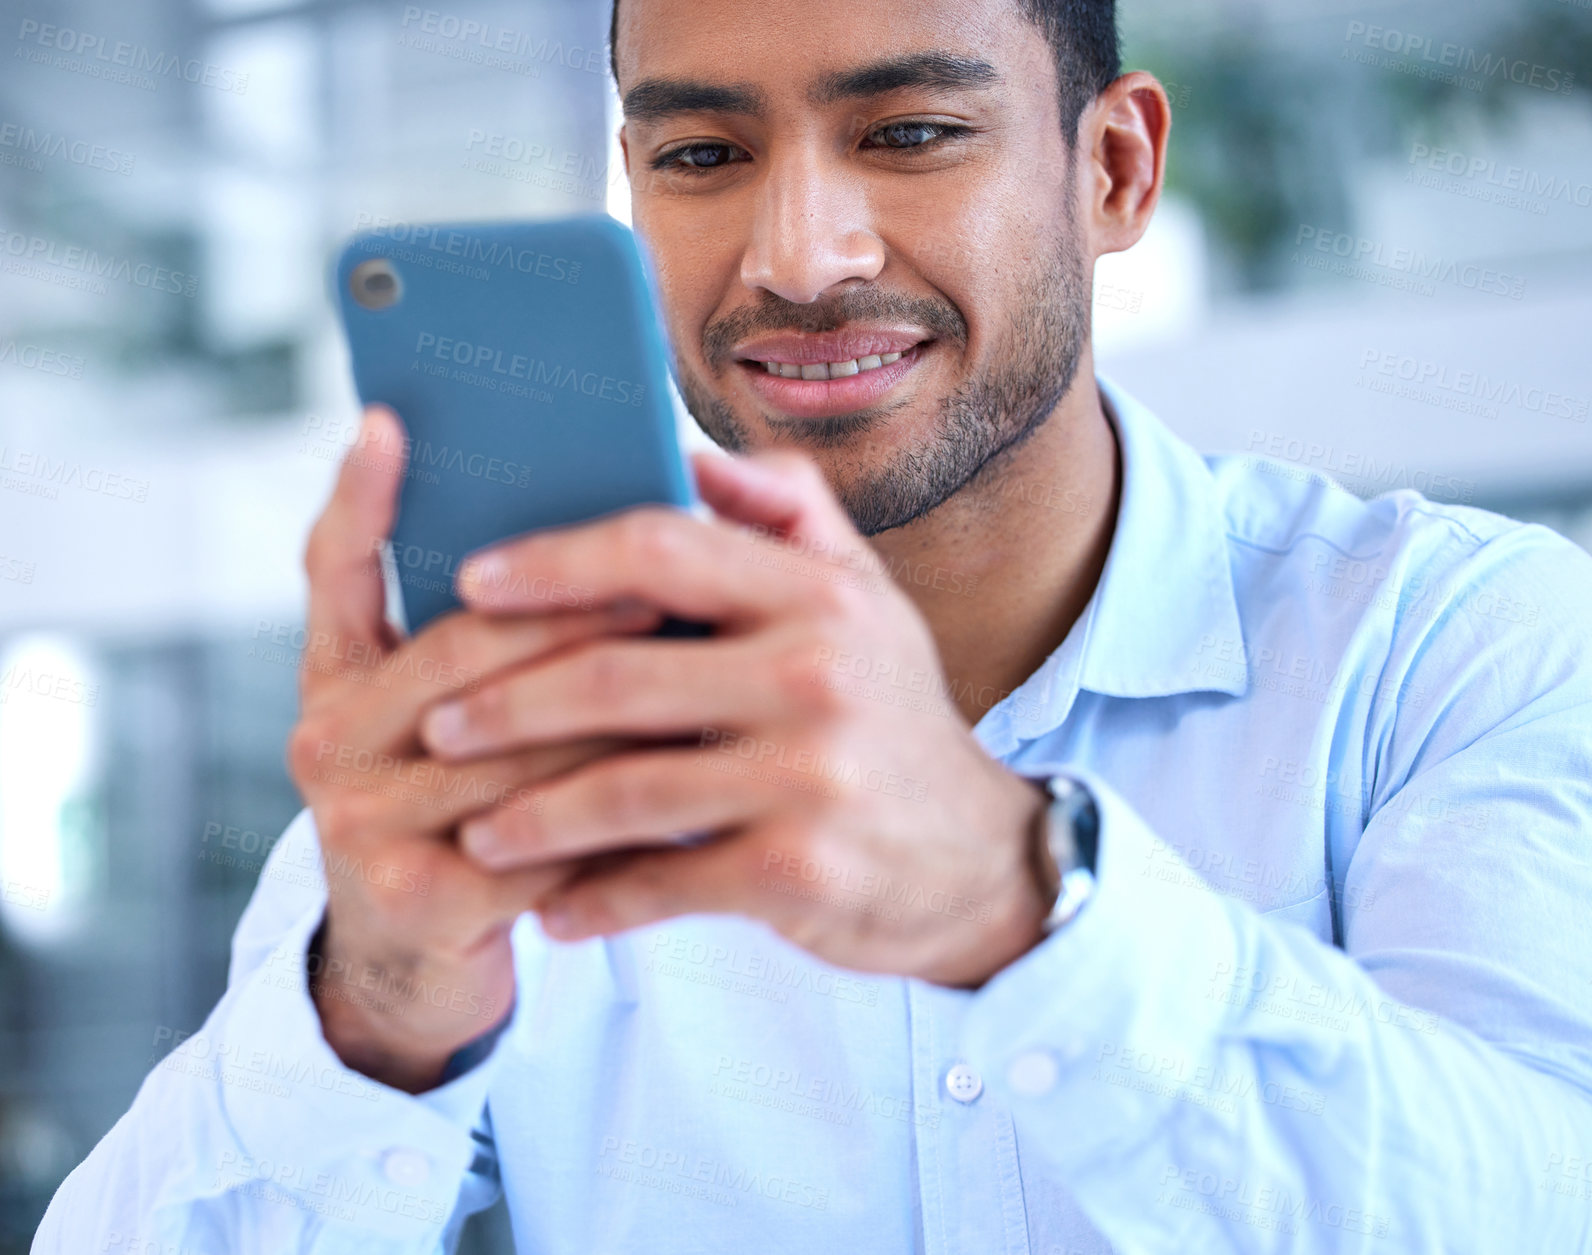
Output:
[739, 342, 929, 418]
[733, 328, 930, 366]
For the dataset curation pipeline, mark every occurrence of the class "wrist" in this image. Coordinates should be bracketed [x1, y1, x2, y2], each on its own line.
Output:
[927, 771, 1052, 988]
[307, 921, 456, 1094]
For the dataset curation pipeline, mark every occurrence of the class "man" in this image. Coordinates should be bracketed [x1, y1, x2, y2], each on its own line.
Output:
[36, 0, 1592, 1250]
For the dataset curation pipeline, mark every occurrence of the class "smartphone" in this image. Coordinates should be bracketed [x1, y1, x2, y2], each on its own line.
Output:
[332, 216, 698, 636]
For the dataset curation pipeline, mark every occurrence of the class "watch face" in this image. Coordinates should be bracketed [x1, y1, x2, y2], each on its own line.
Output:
[1048, 868, 1097, 932]
[1037, 776, 1099, 934]
[1072, 793, 1100, 878]
[1048, 776, 1099, 877]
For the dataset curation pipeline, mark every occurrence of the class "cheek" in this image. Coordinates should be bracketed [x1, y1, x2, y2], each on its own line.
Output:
[897, 152, 1031, 264]
[635, 208, 741, 358]
[882, 176, 1049, 333]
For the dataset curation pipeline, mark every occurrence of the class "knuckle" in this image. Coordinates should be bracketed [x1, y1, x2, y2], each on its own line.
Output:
[459, 680, 510, 742]
[301, 521, 327, 579]
[821, 575, 869, 619]
[302, 517, 346, 582]
[770, 640, 832, 713]
[758, 825, 811, 872]
[488, 795, 542, 847]
[791, 459, 834, 502]
[592, 763, 661, 831]
[797, 571, 860, 625]
[315, 791, 380, 853]
[397, 843, 440, 894]
[361, 880, 410, 928]
[369, 852, 433, 920]
[416, 611, 472, 672]
[758, 449, 822, 489]
[791, 774, 844, 829]
[577, 645, 633, 708]
[618, 509, 683, 569]
[803, 822, 849, 869]
[287, 719, 336, 784]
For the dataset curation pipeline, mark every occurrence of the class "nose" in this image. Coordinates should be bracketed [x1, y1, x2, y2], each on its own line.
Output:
[740, 151, 885, 304]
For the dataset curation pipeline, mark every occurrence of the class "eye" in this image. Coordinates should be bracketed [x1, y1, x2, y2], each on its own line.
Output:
[863, 120, 970, 150]
[654, 142, 747, 172]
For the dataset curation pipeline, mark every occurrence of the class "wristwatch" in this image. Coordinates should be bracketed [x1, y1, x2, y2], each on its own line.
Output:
[1030, 774, 1100, 934]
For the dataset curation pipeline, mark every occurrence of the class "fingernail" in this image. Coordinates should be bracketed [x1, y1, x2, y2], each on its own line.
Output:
[460, 818, 499, 860]
[423, 702, 469, 751]
[459, 552, 509, 602]
[357, 406, 395, 453]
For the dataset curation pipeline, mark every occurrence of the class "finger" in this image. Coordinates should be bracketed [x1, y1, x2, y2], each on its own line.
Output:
[347, 602, 662, 751]
[692, 448, 861, 548]
[302, 737, 631, 835]
[455, 747, 768, 870]
[454, 507, 811, 626]
[310, 734, 636, 946]
[302, 405, 409, 677]
[536, 833, 768, 941]
[317, 824, 573, 944]
[418, 634, 784, 760]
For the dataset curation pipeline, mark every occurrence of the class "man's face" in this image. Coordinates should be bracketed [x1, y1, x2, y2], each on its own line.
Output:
[617, 0, 1094, 535]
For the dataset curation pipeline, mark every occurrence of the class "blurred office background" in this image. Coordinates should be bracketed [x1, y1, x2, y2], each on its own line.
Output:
[0, 0, 1587, 1247]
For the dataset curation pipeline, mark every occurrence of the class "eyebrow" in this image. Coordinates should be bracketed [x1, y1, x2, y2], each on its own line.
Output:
[621, 51, 1000, 125]
[808, 51, 1000, 105]
[622, 79, 768, 124]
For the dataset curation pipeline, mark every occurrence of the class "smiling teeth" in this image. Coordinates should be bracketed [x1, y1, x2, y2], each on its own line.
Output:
[764, 351, 904, 380]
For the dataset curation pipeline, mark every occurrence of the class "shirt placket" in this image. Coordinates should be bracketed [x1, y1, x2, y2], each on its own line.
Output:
[909, 979, 1031, 1255]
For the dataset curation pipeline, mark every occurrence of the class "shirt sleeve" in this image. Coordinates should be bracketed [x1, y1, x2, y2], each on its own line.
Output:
[32, 807, 519, 1255]
[960, 523, 1592, 1253]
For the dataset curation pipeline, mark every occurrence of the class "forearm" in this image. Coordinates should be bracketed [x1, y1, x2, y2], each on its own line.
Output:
[34, 811, 507, 1255]
[962, 773, 1592, 1252]
[35, 938, 480, 1254]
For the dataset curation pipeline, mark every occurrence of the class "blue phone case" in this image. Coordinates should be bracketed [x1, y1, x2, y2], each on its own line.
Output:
[332, 216, 696, 634]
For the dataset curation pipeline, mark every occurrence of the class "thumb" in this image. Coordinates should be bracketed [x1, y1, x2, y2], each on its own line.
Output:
[302, 404, 409, 655]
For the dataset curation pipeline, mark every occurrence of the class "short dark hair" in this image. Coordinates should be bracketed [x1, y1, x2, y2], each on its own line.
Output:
[607, 0, 1120, 137]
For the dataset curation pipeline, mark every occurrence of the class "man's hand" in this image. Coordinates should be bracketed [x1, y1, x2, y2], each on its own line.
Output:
[419, 449, 1052, 988]
[288, 406, 661, 1091]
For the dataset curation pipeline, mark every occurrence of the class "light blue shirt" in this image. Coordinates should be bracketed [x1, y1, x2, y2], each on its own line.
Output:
[37, 379, 1592, 1253]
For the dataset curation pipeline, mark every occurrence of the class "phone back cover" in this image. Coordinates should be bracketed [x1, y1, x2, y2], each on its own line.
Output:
[333, 216, 693, 632]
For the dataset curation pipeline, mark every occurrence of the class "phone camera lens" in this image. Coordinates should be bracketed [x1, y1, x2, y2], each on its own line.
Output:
[350, 258, 402, 310]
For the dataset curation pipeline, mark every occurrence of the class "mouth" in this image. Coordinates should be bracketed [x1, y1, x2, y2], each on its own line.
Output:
[732, 330, 935, 420]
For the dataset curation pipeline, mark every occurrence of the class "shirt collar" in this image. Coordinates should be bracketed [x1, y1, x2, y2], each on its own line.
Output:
[974, 376, 1250, 754]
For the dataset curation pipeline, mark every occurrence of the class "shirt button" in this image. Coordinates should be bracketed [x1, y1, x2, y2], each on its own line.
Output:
[382, 1148, 431, 1187]
[944, 1063, 983, 1103]
[1008, 1050, 1059, 1097]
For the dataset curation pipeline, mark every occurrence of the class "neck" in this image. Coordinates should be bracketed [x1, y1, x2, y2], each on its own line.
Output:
[867, 359, 1122, 726]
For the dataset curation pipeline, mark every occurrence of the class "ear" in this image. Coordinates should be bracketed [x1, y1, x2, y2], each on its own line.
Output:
[619, 125, 631, 180]
[1077, 71, 1172, 258]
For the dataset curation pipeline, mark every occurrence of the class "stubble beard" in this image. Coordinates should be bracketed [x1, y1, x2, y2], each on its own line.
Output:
[674, 231, 1091, 538]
